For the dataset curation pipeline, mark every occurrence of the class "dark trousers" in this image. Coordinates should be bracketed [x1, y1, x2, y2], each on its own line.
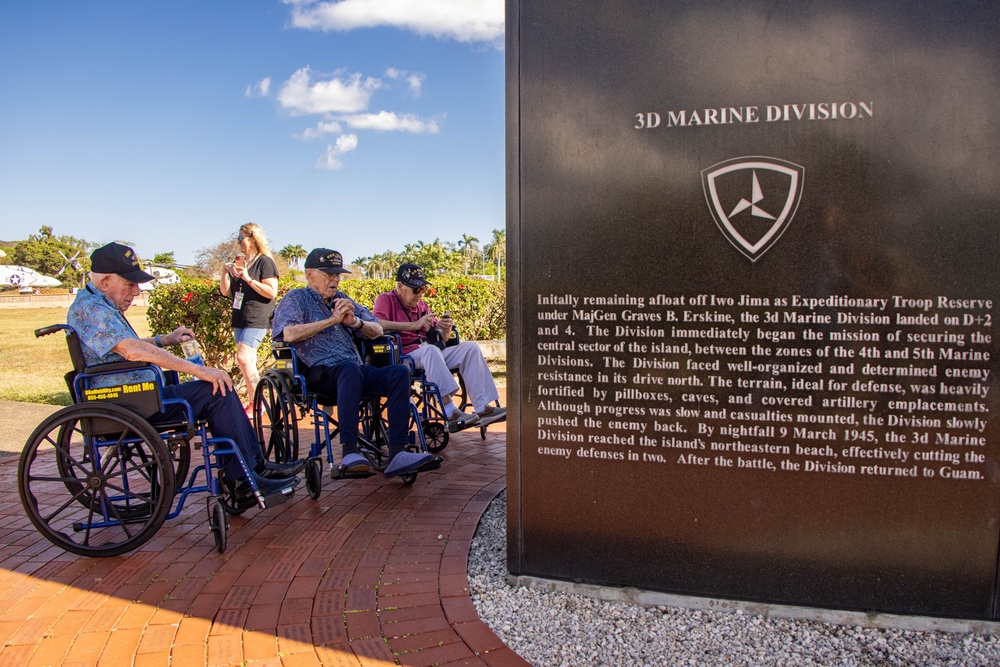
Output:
[156, 380, 263, 481]
[305, 361, 411, 456]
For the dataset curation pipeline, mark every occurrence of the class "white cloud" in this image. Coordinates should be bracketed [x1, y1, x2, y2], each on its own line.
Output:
[283, 0, 504, 44]
[384, 67, 426, 96]
[407, 73, 426, 96]
[245, 77, 271, 98]
[340, 111, 440, 133]
[317, 133, 359, 170]
[277, 66, 381, 115]
[296, 120, 343, 140]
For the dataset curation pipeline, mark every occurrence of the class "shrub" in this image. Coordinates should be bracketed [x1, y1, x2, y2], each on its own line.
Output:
[340, 277, 506, 341]
[147, 275, 507, 390]
[147, 277, 282, 395]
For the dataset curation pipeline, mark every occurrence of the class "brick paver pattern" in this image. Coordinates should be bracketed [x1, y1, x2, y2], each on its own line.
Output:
[0, 423, 529, 666]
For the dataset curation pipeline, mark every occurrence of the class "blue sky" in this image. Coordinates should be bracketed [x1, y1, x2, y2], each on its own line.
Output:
[0, 0, 505, 266]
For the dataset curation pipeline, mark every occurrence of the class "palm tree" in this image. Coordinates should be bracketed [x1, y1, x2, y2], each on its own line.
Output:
[280, 244, 307, 270]
[458, 234, 479, 275]
[486, 229, 505, 278]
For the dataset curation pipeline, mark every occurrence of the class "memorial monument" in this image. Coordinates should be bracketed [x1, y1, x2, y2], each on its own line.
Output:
[506, 0, 999, 619]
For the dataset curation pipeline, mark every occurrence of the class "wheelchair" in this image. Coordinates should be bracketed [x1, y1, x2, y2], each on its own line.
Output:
[17, 325, 301, 557]
[404, 326, 504, 443]
[252, 335, 442, 486]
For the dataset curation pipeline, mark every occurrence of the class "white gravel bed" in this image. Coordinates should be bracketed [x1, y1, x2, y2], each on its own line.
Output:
[468, 491, 1000, 667]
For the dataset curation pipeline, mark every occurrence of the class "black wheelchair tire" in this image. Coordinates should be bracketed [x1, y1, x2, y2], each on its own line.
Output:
[305, 458, 322, 500]
[218, 473, 252, 516]
[209, 497, 228, 552]
[253, 370, 299, 463]
[422, 421, 449, 453]
[401, 472, 417, 486]
[19, 403, 175, 557]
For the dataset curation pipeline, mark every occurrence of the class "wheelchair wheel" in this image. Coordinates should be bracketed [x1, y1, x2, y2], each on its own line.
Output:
[254, 370, 299, 463]
[209, 497, 227, 552]
[401, 472, 417, 486]
[219, 473, 251, 516]
[163, 436, 192, 492]
[305, 458, 322, 500]
[422, 421, 449, 453]
[19, 403, 175, 557]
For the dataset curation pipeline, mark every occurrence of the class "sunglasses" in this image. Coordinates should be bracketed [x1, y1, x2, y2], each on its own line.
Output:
[238, 234, 252, 242]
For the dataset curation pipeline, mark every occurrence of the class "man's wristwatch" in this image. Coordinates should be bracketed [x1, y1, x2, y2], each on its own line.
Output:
[352, 318, 364, 330]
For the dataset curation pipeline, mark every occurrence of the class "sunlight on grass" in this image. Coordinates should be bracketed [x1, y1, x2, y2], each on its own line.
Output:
[0, 307, 150, 405]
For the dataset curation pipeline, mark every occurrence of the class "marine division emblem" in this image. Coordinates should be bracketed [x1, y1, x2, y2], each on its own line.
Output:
[702, 157, 804, 262]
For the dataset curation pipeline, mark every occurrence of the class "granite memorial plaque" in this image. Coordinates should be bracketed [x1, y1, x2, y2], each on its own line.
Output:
[506, 0, 999, 618]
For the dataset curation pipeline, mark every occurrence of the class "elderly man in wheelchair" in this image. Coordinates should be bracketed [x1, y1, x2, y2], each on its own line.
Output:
[271, 248, 439, 478]
[373, 262, 505, 434]
[67, 243, 304, 501]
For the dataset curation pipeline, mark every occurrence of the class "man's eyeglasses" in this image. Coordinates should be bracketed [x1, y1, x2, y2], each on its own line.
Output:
[411, 284, 427, 294]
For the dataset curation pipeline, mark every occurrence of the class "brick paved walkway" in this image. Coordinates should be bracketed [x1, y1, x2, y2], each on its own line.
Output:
[0, 424, 527, 666]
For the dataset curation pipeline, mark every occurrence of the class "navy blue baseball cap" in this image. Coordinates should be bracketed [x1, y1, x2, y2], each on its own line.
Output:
[90, 242, 155, 283]
[305, 248, 352, 274]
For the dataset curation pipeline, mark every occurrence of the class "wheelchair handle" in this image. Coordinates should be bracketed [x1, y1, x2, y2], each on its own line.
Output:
[35, 324, 72, 338]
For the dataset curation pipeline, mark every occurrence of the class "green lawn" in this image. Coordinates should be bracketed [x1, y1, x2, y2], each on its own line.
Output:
[0, 307, 150, 405]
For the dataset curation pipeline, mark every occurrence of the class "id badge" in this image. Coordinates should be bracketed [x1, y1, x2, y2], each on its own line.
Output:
[232, 291, 245, 310]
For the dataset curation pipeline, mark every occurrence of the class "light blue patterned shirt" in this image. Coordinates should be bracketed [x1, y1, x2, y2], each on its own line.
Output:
[67, 283, 156, 387]
[272, 286, 376, 368]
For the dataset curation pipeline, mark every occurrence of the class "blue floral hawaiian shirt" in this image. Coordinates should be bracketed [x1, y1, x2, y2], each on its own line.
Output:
[67, 283, 155, 387]
[272, 286, 376, 368]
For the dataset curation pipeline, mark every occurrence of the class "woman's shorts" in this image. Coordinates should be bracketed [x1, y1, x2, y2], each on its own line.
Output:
[233, 327, 267, 349]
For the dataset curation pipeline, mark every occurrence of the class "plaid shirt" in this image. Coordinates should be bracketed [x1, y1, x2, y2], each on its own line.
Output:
[272, 286, 376, 368]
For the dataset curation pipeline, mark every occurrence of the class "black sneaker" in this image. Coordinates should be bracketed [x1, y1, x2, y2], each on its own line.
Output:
[233, 473, 300, 508]
[258, 459, 307, 479]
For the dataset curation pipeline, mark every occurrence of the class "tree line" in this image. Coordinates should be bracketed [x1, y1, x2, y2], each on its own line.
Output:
[1, 226, 506, 290]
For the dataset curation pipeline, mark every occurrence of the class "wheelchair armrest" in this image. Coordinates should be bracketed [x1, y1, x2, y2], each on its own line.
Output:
[84, 360, 157, 375]
[446, 324, 460, 347]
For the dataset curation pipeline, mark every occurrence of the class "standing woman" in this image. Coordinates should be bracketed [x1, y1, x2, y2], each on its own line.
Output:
[220, 222, 279, 408]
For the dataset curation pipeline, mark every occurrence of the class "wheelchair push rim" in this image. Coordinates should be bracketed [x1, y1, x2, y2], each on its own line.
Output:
[18, 403, 175, 557]
[253, 369, 299, 463]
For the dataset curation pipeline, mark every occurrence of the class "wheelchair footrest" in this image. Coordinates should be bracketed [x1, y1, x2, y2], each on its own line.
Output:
[331, 465, 377, 480]
[418, 457, 443, 473]
[260, 487, 295, 509]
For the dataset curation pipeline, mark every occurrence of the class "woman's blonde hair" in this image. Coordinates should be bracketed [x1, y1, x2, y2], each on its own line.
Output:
[239, 222, 273, 259]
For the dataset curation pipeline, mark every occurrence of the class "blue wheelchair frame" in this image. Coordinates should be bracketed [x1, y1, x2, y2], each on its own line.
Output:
[18, 324, 276, 557]
[253, 335, 440, 485]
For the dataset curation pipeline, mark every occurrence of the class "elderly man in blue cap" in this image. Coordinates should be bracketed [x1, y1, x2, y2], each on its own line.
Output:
[272, 248, 438, 478]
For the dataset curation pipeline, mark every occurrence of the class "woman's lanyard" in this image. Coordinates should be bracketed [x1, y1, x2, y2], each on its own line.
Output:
[233, 253, 260, 310]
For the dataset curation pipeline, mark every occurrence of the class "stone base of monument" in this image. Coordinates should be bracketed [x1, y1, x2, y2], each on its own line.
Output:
[509, 575, 1000, 636]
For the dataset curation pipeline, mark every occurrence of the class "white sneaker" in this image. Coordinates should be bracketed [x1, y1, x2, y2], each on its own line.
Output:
[477, 406, 506, 426]
[447, 411, 480, 433]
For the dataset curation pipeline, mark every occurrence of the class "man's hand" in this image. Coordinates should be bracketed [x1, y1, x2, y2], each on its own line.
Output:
[164, 326, 196, 347]
[195, 366, 234, 396]
[437, 313, 454, 338]
[333, 298, 356, 326]
[416, 313, 435, 331]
